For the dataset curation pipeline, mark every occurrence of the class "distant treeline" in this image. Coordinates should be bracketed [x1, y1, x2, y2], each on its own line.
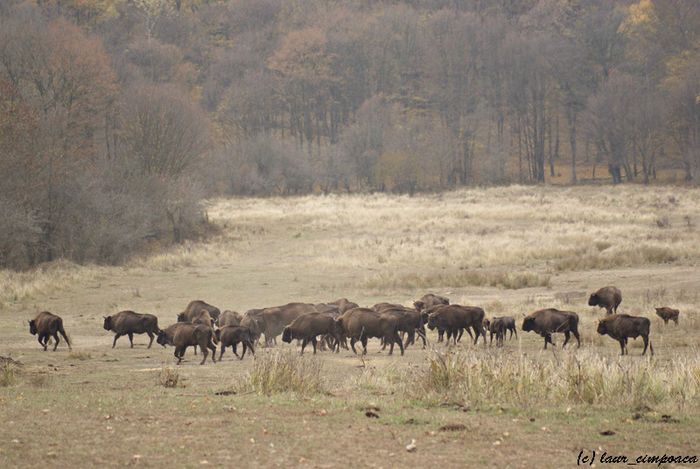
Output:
[0, 0, 698, 268]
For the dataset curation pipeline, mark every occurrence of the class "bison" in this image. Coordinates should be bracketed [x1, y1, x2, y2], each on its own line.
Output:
[28, 311, 71, 351]
[588, 286, 622, 315]
[337, 308, 404, 356]
[521, 308, 580, 349]
[281, 312, 343, 354]
[216, 326, 255, 360]
[379, 307, 426, 349]
[259, 302, 318, 346]
[218, 310, 243, 327]
[413, 293, 450, 312]
[157, 323, 217, 365]
[597, 314, 653, 356]
[655, 307, 679, 325]
[427, 305, 486, 346]
[484, 317, 506, 346]
[177, 300, 220, 326]
[103, 310, 161, 348]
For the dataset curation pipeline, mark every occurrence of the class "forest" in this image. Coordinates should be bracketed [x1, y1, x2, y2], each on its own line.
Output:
[0, 0, 698, 269]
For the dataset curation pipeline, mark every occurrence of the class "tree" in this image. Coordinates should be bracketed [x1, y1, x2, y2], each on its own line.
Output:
[119, 82, 211, 176]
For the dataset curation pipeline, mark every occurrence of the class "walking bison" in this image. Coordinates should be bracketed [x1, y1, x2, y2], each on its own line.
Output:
[521, 308, 580, 349]
[103, 310, 160, 348]
[28, 311, 71, 351]
[655, 307, 679, 325]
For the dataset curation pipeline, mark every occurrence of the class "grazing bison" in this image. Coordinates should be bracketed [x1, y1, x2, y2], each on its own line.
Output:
[260, 302, 318, 346]
[103, 310, 161, 348]
[281, 312, 343, 354]
[588, 286, 622, 315]
[597, 314, 653, 356]
[427, 305, 486, 346]
[28, 311, 71, 351]
[413, 293, 450, 312]
[522, 308, 580, 349]
[655, 307, 679, 325]
[337, 308, 404, 356]
[177, 300, 220, 326]
[157, 323, 216, 365]
[216, 326, 255, 360]
[218, 310, 243, 327]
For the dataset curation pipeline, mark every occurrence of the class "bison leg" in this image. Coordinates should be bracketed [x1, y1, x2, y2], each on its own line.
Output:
[175, 346, 185, 364]
[395, 331, 404, 356]
[127, 332, 134, 348]
[641, 335, 651, 356]
[219, 344, 226, 361]
[232, 342, 240, 358]
[361, 336, 368, 355]
[38, 334, 48, 351]
[350, 338, 359, 355]
[300, 338, 308, 355]
[146, 332, 154, 349]
[52, 332, 60, 351]
[562, 331, 571, 348]
[112, 333, 121, 348]
[311, 337, 318, 355]
[618, 339, 626, 355]
[208, 341, 217, 364]
[245, 340, 255, 357]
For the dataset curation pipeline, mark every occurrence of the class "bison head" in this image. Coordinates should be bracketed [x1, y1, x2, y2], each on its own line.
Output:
[28, 320, 37, 335]
[103, 316, 112, 331]
[427, 314, 439, 330]
[156, 330, 168, 347]
[522, 317, 535, 332]
[588, 294, 599, 307]
[281, 327, 292, 343]
[176, 312, 186, 322]
[413, 300, 425, 312]
[596, 320, 609, 336]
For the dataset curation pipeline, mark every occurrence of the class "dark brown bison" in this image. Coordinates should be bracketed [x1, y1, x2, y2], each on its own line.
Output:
[260, 302, 318, 346]
[426, 305, 486, 346]
[241, 309, 265, 343]
[28, 311, 71, 351]
[484, 317, 506, 346]
[655, 307, 679, 325]
[215, 326, 255, 360]
[588, 286, 622, 315]
[420, 304, 468, 343]
[337, 308, 404, 356]
[218, 310, 243, 327]
[103, 310, 160, 348]
[379, 307, 426, 349]
[157, 323, 216, 365]
[521, 308, 580, 349]
[413, 293, 450, 312]
[281, 313, 343, 354]
[177, 300, 220, 325]
[597, 314, 653, 356]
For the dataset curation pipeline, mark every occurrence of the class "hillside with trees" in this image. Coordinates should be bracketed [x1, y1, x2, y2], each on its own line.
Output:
[0, 0, 698, 268]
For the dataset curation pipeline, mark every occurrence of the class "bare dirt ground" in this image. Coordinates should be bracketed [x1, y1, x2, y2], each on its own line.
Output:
[1, 185, 699, 468]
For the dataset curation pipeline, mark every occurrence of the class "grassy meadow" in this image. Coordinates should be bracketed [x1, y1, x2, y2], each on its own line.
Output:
[1, 184, 699, 468]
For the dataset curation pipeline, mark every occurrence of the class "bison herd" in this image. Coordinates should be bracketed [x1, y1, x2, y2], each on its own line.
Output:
[28, 286, 682, 363]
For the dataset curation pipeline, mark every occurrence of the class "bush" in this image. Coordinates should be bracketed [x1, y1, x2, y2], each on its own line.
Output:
[240, 350, 324, 396]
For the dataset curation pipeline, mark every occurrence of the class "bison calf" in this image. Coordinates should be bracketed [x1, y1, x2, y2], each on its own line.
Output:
[104, 310, 161, 348]
[588, 286, 622, 315]
[216, 326, 255, 360]
[655, 307, 679, 325]
[28, 311, 71, 351]
[597, 314, 653, 356]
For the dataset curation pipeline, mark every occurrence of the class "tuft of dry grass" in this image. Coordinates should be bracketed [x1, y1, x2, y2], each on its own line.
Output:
[409, 349, 700, 411]
[240, 350, 324, 396]
[156, 366, 181, 388]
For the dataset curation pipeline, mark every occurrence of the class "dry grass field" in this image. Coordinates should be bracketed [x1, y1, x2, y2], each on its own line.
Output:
[1, 184, 699, 468]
